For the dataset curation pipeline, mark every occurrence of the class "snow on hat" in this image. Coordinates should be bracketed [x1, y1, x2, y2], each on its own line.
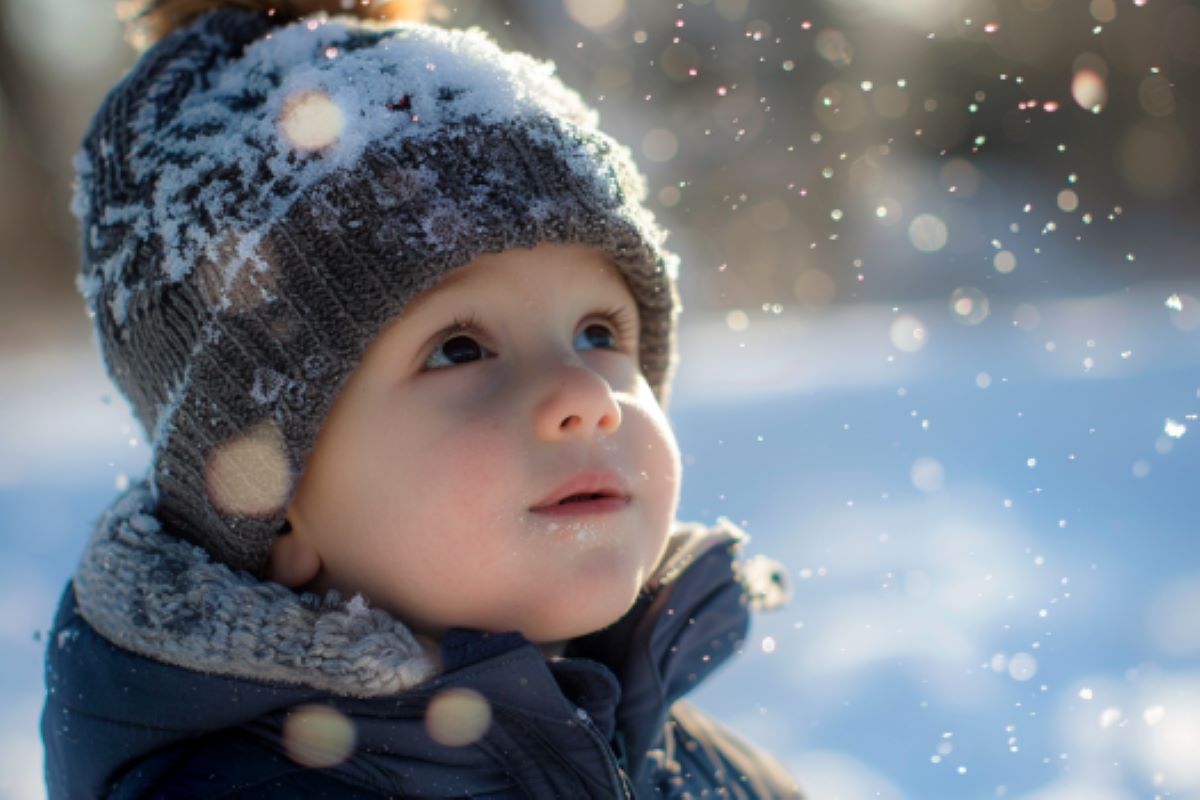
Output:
[74, 0, 682, 575]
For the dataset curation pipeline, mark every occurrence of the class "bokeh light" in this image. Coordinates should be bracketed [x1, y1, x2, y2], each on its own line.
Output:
[205, 419, 291, 516]
[1008, 652, 1037, 681]
[949, 287, 990, 325]
[283, 704, 356, 768]
[642, 128, 679, 162]
[425, 688, 492, 747]
[910, 457, 945, 492]
[1071, 69, 1107, 112]
[993, 250, 1017, 273]
[562, 0, 626, 32]
[908, 214, 948, 253]
[278, 90, 344, 152]
[889, 314, 927, 352]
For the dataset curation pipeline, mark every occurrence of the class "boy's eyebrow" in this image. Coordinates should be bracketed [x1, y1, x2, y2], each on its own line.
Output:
[400, 268, 475, 319]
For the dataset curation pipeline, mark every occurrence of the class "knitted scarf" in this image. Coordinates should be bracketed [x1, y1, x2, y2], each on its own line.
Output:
[71, 483, 786, 698]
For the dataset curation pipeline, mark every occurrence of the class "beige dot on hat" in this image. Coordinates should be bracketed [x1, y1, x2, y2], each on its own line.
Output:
[205, 419, 291, 516]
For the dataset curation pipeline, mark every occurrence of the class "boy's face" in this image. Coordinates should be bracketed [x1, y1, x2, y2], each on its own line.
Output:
[275, 243, 681, 645]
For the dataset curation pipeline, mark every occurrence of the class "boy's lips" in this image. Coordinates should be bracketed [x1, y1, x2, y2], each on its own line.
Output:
[530, 469, 631, 512]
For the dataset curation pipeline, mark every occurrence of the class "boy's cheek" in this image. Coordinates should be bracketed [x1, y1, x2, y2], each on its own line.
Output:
[413, 428, 521, 503]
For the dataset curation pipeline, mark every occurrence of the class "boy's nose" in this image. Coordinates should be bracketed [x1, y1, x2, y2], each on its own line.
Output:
[532, 360, 623, 441]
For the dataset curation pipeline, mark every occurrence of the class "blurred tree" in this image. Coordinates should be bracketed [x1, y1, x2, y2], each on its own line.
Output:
[0, 0, 80, 351]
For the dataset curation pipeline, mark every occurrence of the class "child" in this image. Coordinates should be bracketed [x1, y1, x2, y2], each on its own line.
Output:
[41, 1, 801, 796]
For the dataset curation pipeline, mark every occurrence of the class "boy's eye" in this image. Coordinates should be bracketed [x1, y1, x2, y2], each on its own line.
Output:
[576, 322, 620, 352]
[425, 333, 491, 370]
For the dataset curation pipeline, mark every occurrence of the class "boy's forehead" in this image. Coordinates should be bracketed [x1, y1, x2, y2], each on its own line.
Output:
[402, 248, 631, 317]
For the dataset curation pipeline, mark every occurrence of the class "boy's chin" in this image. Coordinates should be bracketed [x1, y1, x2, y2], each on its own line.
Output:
[518, 589, 640, 646]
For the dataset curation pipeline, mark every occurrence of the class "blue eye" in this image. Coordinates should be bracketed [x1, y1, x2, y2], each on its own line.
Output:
[575, 322, 620, 352]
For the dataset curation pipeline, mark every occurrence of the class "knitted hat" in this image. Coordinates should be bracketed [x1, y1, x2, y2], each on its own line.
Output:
[74, 0, 682, 575]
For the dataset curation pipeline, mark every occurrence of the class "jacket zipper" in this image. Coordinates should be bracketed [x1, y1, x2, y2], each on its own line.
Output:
[575, 709, 634, 798]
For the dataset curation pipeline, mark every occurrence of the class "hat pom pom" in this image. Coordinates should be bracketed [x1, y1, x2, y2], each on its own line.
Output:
[116, 0, 436, 49]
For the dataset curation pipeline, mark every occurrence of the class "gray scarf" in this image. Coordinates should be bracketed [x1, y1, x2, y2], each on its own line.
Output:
[72, 484, 787, 698]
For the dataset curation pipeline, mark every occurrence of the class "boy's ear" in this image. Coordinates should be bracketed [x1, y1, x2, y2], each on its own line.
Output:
[266, 520, 322, 588]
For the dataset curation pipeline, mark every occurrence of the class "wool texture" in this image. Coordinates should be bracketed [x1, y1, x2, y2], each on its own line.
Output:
[72, 483, 437, 696]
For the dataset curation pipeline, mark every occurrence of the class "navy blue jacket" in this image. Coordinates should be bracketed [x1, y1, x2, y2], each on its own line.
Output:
[42, 485, 801, 798]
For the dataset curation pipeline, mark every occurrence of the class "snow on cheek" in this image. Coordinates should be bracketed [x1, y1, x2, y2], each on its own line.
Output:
[541, 520, 601, 547]
[205, 419, 291, 516]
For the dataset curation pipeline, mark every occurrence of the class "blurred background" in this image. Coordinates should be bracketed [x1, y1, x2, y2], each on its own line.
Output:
[2, 0, 1198, 797]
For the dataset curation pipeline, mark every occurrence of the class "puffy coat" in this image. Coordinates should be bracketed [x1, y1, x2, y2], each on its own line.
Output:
[42, 484, 802, 798]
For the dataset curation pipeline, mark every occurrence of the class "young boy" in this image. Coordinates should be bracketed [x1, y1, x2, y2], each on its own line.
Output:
[42, 2, 801, 796]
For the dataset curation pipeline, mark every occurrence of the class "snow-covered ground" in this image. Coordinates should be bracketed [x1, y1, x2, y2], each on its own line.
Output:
[3, 281, 1198, 799]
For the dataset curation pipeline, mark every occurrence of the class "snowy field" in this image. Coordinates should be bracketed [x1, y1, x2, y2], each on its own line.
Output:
[2, 276, 1198, 799]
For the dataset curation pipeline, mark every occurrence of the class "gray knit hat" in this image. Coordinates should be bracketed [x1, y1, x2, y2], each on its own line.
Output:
[73, 1, 681, 575]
